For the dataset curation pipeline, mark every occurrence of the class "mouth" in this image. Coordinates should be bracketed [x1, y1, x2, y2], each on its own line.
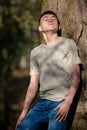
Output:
[48, 23, 54, 26]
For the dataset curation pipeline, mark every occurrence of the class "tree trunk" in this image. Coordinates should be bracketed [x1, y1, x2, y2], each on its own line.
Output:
[41, 0, 87, 129]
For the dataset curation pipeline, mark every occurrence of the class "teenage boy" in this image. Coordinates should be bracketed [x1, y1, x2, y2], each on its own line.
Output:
[16, 10, 81, 130]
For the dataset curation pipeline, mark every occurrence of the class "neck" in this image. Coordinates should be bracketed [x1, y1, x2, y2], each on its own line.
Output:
[43, 31, 59, 45]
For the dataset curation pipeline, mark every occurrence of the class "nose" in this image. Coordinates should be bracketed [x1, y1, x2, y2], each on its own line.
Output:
[48, 18, 53, 22]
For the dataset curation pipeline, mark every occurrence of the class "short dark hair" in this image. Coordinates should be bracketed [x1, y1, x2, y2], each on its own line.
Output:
[39, 10, 60, 25]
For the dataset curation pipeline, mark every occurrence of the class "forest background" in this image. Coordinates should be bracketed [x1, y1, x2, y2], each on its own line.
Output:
[0, 0, 87, 130]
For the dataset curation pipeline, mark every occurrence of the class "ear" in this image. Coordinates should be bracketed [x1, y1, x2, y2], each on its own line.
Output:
[38, 25, 42, 32]
[58, 25, 62, 30]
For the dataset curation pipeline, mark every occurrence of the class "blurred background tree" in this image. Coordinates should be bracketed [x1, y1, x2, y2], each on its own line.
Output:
[0, 0, 41, 130]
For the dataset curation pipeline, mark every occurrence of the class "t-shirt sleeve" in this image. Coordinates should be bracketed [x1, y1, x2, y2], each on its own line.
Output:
[29, 51, 40, 75]
[68, 40, 81, 65]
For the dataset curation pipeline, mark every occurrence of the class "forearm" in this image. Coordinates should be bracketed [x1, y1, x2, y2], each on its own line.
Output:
[22, 85, 38, 115]
[65, 65, 80, 105]
[15, 75, 39, 128]
[21, 74, 39, 115]
[66, 75, 80, 104]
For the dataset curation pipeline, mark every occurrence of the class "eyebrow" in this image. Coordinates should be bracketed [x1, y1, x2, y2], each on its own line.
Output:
[42, 15, 56, 19]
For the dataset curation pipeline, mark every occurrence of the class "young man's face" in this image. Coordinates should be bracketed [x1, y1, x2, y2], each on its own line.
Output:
[38, 14, 59, 33]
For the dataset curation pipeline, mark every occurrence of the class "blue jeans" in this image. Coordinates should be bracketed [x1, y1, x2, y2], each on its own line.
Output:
[16, 99, 73, 130]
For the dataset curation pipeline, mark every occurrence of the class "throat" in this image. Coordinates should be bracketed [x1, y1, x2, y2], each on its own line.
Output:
[45, 35, 59, 45]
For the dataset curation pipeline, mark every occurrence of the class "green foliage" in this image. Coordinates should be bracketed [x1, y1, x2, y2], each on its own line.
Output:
[0, 0, 41, 72]
[0, 1, 41, 129]
[1, 8, 27, 70]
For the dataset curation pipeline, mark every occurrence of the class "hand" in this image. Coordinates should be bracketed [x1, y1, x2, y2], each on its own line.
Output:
[15, 113, 26, 129]
[54, 100, 71, 122]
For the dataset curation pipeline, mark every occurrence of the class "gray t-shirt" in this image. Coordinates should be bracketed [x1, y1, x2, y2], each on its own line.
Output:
[30, 37, 81, 101]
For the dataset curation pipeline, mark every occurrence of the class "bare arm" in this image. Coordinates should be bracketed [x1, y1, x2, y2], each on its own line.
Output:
[54, 64, 80, 121]
[16, 74, 39, 128]
[65, 64, 80, 104]
[22, 75, 39, 115]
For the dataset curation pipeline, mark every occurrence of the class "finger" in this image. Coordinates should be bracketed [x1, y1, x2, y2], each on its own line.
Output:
[55, 110, 62, 120]
[16, 122, 20, 129]
[16, 119, 21, 128]
[56, 111, 68, 122]
[55, 108, 62, 118]
[54, 105, 60, 111]
[55, 109, 67, 121]
[15, 123, 18, 129]
[63, 112, 68, 121]
[55, 112, 66, 122]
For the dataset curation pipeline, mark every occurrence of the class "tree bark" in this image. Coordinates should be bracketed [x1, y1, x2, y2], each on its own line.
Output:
[42, 0, 87, 129]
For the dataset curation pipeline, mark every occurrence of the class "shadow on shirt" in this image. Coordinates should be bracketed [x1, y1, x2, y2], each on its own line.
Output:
[41, 64, 83, 130]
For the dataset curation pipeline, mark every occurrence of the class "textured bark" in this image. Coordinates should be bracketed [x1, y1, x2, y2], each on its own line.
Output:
[42, 0, 87, 129]
[42, 0, 87, 51]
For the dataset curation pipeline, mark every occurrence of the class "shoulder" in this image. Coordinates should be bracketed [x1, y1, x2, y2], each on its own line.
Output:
[61, 37, 76, 44]
[30, 44, 43, 58]
[61, 37, 77, 48]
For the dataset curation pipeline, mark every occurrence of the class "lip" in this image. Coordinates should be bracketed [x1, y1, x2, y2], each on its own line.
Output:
[48, 23, 54, 25]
